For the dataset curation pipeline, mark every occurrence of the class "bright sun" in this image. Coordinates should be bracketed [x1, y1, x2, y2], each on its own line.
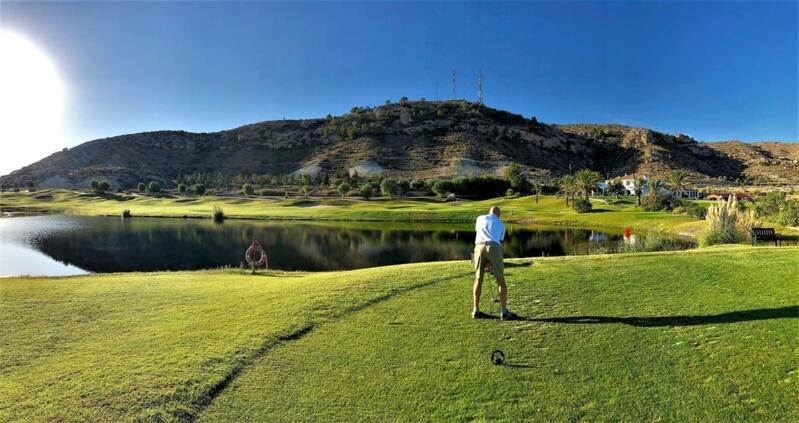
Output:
[0, 30, 66, 177]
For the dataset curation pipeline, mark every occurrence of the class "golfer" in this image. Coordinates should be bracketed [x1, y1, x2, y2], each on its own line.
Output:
[472, 206, 514, 320]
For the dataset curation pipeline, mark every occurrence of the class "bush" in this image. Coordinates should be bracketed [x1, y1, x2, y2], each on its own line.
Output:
[506, 188, 515, 198]
[302, 185, 312, 198]
[212, 206, 224, 222]
[360, 184, 373, 200]
[431, 176, 510, 200]
[242, 183, 254, 196]
[509, 175, 531, 193]
[380, 179, 401, 198]
[121, 209, 132, 218]
[192, 184, 206, 196]
[641, 192, 680, 212]
[177, 183, 187, 194]
[682, 202, 707, 220]
[573, 198, 592, 213]
[337, 182, 350, 199]
[778, 200, 799, 227]
[147, 181, 161, 194]
[620, 234, 689, 253]
[137, 182, 146, 193]
[701, 195, 759, 246]
[754, 192, 786, 217]
[90, 180, 99, 191]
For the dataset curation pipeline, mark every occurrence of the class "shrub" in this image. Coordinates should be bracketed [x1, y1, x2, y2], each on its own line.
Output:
[192, 184, 206, 196]
[701, 195, 759, 246]
[177, 183, 187, 194]
[754, 192, 786, 217]
[137, 182, 146, 193]
[90, 180, 99, 191]
[619, 234, 689, 253]
[242, 183, 254, 196]
[506, 188, 515, 198]
[380, 179, 401, 198]
[212, 206, 224, 222]
[360, 184, 373, 200]
[98, 181, 110, 192]
[337, 182, 350, 199]
[641, 192, 680, 212]
[509, 175, 531, 193]
[778, 200, 799, 227]
[302, 185, 312, 198]
[430, 176, 510, 200]
[573, 198, 592, 213]
[147, 181, 161, 194]
[121, 209, 132, 218]
[682, 202, 707, 220]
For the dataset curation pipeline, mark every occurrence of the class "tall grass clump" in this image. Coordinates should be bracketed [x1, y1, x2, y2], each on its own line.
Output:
[212, 206, 224, 222]
[701, 195, 759, 246]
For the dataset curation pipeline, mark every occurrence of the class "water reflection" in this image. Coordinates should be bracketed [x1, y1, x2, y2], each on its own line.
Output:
[1, 215, 631, 276]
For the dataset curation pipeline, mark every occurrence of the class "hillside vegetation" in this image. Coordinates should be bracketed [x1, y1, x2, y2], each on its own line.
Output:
[3, 100, 797, 189]
[2, 246, 797, 421]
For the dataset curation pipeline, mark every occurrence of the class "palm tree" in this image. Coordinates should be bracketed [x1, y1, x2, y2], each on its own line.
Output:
[645, 179, 665, 199]
[559, 175, 576, 206]
[574, 169, 601, 199]
[634, 175, 647, 206]
[667, 169, 690, 198]
[533, 180, 543, 204]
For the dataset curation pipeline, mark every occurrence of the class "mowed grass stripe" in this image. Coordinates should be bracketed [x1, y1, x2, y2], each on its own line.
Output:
[200, 247, 799, 422]
[0, 264, 466, 422]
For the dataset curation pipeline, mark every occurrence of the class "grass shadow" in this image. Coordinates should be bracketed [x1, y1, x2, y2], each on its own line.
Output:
[530, 306, 797, 327]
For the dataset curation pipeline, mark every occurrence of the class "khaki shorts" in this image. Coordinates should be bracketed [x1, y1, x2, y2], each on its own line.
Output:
[473, 242, 504, 282]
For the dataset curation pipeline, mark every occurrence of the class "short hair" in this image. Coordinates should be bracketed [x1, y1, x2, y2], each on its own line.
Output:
[489, 206, 501, 217]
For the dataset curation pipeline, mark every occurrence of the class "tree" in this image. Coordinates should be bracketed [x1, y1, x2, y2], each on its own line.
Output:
[634, 175, 647, 206]
[192, 184, 206, 196]
[242, 183, 254, 196]
[559, 175, 576, 206]
[337, 182, 350, 199]
[147, 181, 161, 194]
[97, 181, 110, 192]
[137, 182, 146, 193]
[532, 180, 543, 204]
[574, 169, 601, 199]
[177, 183, 187, 194]
[607, 178, 625, 198]
[504, 163, 522, 181]
[302, 185, 312, 198]
[360, 184, 373, 200]
[509, 174, 531, 193]
[380, 178, 401, 198]
[90, 180, 99, 191]
[667, 169, 690, 198]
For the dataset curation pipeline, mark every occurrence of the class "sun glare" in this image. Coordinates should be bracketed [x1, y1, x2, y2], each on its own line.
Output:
[0, 30, 66, 176]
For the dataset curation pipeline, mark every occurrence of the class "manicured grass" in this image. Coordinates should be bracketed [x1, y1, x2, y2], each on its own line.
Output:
[1, 189, 710, 238]
[2, 246, 797, 421]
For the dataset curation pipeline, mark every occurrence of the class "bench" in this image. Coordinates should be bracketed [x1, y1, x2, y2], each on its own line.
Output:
[751, 228, 782, 246]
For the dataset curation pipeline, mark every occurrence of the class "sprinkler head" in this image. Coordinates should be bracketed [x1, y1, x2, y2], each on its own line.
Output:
[490, 350, 505, 365]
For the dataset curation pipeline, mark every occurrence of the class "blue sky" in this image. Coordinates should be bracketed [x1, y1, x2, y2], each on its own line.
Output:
[2, 1, 797, 153]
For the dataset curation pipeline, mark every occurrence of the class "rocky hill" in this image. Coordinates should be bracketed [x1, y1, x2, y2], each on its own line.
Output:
[1, 100, 797, 189]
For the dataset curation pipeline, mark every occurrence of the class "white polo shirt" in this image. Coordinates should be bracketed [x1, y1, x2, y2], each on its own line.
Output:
[475, 213, 505, 245]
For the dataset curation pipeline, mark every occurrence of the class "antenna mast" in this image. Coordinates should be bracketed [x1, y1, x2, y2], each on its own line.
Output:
[451, 69, 456, 99]
[477, 72, 483, 104]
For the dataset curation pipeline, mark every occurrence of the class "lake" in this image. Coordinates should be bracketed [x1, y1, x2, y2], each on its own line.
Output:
[0, 215, 632, 277]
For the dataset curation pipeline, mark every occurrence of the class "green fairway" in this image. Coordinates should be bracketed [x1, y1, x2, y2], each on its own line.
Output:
[2, 246, 797, 421]
[1, 189, 711, 237]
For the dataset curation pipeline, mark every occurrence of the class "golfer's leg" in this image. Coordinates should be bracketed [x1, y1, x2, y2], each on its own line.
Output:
[496, 276, 508, 310]
[489, 244, 507, 310]
[472, 245, 485, 310]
